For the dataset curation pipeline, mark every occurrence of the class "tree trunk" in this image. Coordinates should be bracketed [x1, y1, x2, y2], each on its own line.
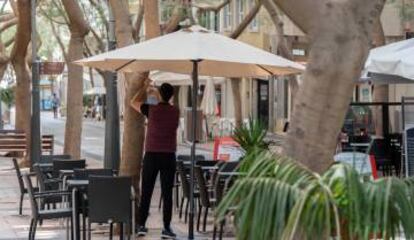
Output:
[230, 78, 243, 127]
[11, 0, 31, 166]
[62, 0, 90, 158]
[372, 17, 387, 137]
[109, 0, 161, 198]
[276, 0, 386, 173]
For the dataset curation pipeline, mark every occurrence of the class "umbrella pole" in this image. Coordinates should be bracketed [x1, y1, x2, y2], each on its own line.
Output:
[189, 60, 200, 239]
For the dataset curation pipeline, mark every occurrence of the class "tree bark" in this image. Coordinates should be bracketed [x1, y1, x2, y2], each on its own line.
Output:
[10, 0, 31, 166]
[371, 17, 387, 137]
[62, 0, 90, 158]
[277, 0, 386, 173]
[109, 0, 161, 200]
[229, 1, 262, 39]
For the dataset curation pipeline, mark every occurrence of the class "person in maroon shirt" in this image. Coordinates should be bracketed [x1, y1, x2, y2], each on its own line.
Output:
[131, 81, 179, 239]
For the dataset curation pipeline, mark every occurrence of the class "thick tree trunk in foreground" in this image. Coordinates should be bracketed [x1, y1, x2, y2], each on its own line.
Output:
[278, 0, 386, 173]
[11, 0, 31, 166]
[62, 0, 90, 158]
[372, 17, 387, 137]
[109, 0, 161, 197]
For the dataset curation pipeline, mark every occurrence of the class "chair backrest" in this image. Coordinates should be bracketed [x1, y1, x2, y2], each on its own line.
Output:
[33, 165, 49, 192]
[52, 159, 86, 178]
[177, 161, 191, 198]
[22, 174, 39, 218]
[218, 161, 239, 172]
[88, 176, 132, 223]
[177, 154, 205, 162]
[73, 168, 113, 180]
[194, 166, 210, 207]
[196, 160, 217, 167]
[40, 154, 71, 164]
[369, 139, 388, 158]
[12, 158, 25, 194]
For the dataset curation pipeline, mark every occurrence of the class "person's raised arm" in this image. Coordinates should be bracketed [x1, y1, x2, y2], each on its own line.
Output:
[130, 78, 151, 113]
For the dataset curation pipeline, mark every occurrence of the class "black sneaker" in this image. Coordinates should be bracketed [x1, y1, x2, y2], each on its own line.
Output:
[161, 227, 177, 239]
[136, 225, 148, 237]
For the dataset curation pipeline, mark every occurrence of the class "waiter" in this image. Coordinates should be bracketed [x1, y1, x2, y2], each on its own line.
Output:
[131, 80, 179, 239]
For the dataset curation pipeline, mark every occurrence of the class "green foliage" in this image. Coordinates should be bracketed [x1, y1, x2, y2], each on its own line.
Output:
[217, 150, 414, 240]
[233, 118, 268, 154]
[0, 87, 14, 107]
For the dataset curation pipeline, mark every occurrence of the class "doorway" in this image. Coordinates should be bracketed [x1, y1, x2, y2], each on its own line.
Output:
[257, 80, 269, 128]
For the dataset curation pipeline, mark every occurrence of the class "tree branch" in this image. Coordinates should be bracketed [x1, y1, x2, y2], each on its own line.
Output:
[133, 2, 144, 42]
[0, 17, 17, 33]
[0, 13, 15, 22]
[50, 20, 69, 63]
[163, 2, 184, 34]
[229, 0, 262, 39]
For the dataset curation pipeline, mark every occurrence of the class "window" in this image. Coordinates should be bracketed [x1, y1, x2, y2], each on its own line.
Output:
[236, 0, 245, 25]
[248, 0, 259, 31]
[222, 3, 232, 30]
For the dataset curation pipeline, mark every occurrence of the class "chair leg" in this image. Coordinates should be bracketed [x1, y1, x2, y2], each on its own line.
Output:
[184, 199, 189, 223]
[88, 220, 92, 240]
[32, 218, 38, 240]
[197, 205, 202, 232]
[219, 219, 225, 240]
[28, 218, 34, 240]
[179, 197, 184, 219]
[203, 207, 209, 232]
[109, 222, 113, 240]
[19, 193, 24, 215]
[120, 222, 124, 240]
[158, 194, 163, 211]
[213, 224, 217, 240]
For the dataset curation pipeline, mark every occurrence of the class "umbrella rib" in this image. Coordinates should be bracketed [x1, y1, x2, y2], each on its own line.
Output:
[115, 60, 137, 71]
[256, 64, 275, 76]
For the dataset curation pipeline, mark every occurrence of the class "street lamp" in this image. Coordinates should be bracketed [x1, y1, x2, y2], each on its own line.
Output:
[103, 1, 120, 170]
[30, 0, 41, 165]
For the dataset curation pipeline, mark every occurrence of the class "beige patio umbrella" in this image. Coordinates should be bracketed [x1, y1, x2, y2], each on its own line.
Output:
[75, 25, 304, 238]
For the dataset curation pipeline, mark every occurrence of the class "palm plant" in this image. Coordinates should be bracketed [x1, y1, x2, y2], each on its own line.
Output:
[216, 150, 414, 240]
[233, 118, 268, 153]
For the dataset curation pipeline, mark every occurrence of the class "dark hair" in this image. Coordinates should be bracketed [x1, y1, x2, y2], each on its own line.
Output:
[159, 83, 174, 102]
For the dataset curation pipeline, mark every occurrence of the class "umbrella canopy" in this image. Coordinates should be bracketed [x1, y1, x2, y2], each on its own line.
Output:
[150, 71, 225, 86]
[364, 38, 414, 82]
[75, 25, 304, 78]
[200, 78, 217, 115]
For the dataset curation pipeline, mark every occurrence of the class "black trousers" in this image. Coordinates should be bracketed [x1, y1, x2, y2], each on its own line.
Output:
[137, 152, 176, 228]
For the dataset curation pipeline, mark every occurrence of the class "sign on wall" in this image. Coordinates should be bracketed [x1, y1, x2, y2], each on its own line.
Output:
[40, 62, 65, 75]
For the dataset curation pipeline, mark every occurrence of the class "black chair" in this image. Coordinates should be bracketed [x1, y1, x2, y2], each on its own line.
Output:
[23, 174, 72, 240]
[39, 154, 71, 164]
[52, 159, 86, 179]
[87, 176, 135, 240]
[195, 166, 216, 232]
[196, 160, 218, 167]
[370, 139, 393, 176]
[12, 158, 38, 215]
[159, 155, 206, 210]
[73, 168, 114, 180]
[177, 154, 205, 162]
[177, 160, 199, 223]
